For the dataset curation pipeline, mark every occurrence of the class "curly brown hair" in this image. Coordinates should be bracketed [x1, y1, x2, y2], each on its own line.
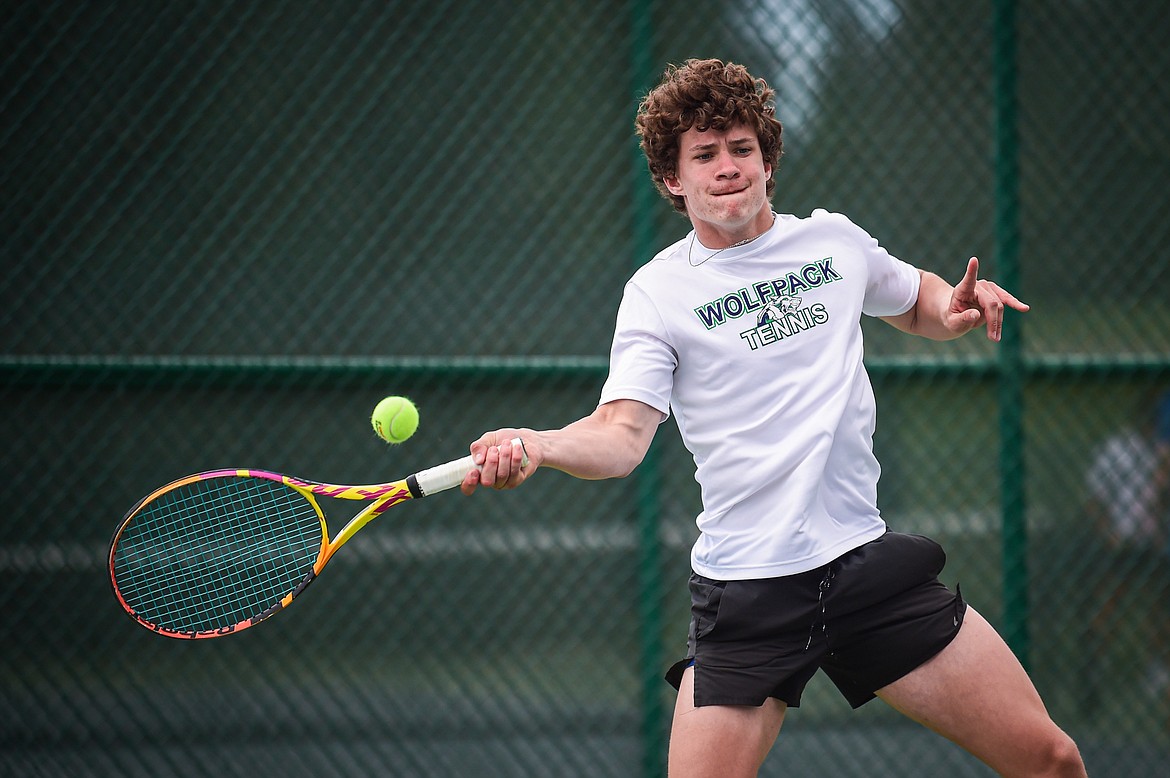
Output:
[635, 59, 783, 215]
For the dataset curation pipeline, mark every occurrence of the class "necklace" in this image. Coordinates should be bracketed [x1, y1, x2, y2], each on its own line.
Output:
[687, 212, 777, 267]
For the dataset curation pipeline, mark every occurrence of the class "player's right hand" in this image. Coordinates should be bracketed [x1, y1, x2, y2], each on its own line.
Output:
[461, 430, 535, 494]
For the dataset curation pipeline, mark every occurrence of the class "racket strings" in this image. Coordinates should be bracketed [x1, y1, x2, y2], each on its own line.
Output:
[112, 477, 324, 634]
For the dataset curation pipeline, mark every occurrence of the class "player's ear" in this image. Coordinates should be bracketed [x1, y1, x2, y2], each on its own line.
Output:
[662, 175, 683, 195]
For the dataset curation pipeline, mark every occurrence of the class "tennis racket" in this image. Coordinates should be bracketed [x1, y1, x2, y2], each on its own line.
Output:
[109, 439, 527, 639]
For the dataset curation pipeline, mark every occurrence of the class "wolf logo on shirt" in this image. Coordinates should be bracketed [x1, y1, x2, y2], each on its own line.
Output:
[756, 296, 802, 326]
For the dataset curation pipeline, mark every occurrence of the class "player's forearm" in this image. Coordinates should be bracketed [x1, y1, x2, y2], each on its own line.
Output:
[919, 271, 968, 339]
[887, 270, 966, 341]
[537, 402, 657, 480]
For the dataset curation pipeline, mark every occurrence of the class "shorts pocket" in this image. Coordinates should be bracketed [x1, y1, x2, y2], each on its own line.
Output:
[689, 574, 726, 640]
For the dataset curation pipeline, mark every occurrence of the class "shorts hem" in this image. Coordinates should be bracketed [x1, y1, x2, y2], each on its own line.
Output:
[663, 657, 794, 708]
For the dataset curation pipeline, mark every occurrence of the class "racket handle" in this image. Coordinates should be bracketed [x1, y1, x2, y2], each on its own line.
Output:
[413, 437, 529, 496]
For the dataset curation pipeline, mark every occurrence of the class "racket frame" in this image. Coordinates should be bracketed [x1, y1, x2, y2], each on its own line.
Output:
[108, 440, 525, 639]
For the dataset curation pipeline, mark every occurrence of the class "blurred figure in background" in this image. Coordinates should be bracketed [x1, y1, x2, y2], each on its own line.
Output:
[1083, 389, 1170, 711]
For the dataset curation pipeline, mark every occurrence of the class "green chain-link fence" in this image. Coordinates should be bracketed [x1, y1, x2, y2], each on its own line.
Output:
[3, 1, 1169, 775]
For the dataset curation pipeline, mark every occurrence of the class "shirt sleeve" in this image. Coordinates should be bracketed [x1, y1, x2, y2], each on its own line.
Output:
[597, 281, 676, 420]
[851, 220, 921, 318]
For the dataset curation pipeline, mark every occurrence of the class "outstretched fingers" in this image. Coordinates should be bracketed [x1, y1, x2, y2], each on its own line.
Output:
[952, 257, 1029, 341]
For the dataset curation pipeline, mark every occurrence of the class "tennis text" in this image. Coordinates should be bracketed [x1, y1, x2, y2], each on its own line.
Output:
[739, 303, 830, 350]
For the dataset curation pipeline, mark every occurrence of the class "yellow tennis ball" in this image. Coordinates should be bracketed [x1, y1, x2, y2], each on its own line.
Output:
[371, 396, 419, 444]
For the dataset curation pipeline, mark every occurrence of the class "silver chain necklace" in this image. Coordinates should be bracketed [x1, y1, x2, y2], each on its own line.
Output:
[687, 212, 777, 267]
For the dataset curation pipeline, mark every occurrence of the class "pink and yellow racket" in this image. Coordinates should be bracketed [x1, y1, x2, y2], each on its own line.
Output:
[109, 439, 526, 639]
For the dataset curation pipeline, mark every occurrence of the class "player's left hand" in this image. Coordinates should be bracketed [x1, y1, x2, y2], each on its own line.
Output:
[946, 257, 1030, 341]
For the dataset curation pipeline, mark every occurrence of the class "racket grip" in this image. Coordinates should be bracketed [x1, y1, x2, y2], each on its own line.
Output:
[413, 437, 529, 496]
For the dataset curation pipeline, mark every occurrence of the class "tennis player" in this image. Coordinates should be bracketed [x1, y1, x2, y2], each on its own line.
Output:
[462, 59, 1086, 777]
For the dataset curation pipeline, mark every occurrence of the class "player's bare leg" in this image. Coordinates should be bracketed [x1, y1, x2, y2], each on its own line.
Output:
[877, 607, 1086, 777]
[667, 666, 786, 778]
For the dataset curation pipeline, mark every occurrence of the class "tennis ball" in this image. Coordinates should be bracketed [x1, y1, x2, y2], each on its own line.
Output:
[371, 396, 419, 444]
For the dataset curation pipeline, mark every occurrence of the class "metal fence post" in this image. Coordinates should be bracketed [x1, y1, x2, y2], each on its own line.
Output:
[994, 0, 1030, 667]
[629, 3, 666, 775]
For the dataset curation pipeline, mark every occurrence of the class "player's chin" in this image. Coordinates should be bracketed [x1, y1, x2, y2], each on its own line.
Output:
[712, 192, 764, 218]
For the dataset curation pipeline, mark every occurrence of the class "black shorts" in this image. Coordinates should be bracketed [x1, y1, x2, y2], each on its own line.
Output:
[665, 531, 967, 709]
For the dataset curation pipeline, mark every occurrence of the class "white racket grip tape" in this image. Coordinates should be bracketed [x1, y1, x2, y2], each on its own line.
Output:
[412, 437, 529, 496]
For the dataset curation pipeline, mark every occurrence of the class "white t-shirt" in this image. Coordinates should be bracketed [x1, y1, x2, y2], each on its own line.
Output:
[599, 209, 921, 580]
